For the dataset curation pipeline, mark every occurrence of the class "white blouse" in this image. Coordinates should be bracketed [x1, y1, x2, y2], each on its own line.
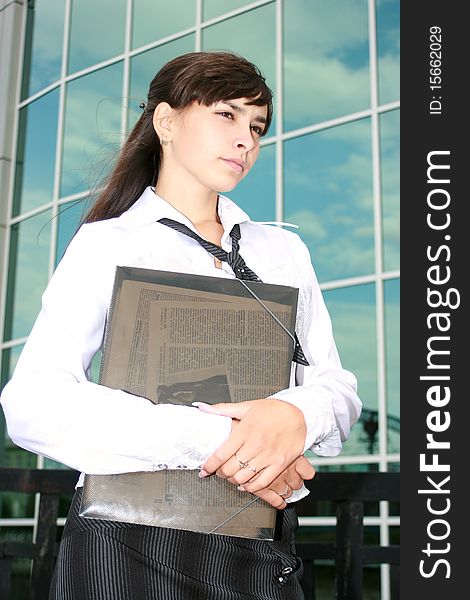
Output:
[0, 187, 361, 502]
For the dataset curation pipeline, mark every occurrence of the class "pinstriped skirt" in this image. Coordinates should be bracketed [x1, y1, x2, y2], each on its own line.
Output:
[49, 489, 304, 600]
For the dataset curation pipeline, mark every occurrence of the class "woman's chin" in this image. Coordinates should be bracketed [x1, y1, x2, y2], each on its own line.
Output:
[216, 180, 240, 194]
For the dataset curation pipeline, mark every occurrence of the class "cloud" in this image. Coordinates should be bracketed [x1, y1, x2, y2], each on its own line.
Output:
[61, 66, 123, 195]
[285, 210, 327, 239]
[7, 213, 51, 340]
[284, 56, 371, 126]
[324, 291, 378, 406]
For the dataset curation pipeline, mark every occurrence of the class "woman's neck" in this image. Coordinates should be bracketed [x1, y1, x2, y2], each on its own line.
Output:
[154, 176, 223, 245]
[155, 177, 219, 227]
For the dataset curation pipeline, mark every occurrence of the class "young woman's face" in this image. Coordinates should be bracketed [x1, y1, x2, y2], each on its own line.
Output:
[167, 97, 268, 194]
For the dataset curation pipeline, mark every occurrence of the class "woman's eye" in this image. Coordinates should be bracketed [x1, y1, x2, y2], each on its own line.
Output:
[251, 125, 263, 136]
[218, 111, 234, 119]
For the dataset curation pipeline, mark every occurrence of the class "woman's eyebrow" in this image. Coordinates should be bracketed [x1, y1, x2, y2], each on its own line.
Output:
[221, 101, 267, 125]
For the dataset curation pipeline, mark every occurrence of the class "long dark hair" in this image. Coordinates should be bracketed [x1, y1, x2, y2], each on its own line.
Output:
[83, 51, 273, 224]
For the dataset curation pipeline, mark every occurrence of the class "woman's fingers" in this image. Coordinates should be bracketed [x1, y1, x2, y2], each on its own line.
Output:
[294, 455, 316, 480]
[199, 398, 307, 483]
[238, 455, 314, 497]
[192, 401, 252, 421]
[250, 487, 288, 510]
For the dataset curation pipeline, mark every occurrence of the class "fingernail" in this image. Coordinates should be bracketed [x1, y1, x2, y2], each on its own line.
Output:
[199, 469, 209, 478]
[237, 485, 246, 492]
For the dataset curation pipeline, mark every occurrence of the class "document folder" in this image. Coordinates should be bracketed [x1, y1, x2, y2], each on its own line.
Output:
[80, 267, 299, 539]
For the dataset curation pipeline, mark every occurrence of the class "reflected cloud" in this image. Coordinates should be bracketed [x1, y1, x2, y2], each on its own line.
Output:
[202, 3, 276, 102]
[378, 55, 400, 104]
[133, 0, 195, 48]
[6, 214, 51, 341]
[15, 90, 59, 215]
[26, 0, 65, 95]
[380, 110, 400, 270]
[61, 65, 123, 196]
[285, 119, 374, 281]
[284, 0, 370, 128]
[284, 56, 370, 127]
[286, 210, 327, 240]
[324, 286, 378, 412]
[68, 0, 126, 74]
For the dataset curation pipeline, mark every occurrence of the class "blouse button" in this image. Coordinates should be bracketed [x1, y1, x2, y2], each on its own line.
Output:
[281, 566, 293, 575]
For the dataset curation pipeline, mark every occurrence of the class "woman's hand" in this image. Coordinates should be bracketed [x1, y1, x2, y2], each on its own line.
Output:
[240, 455, 316, 509]
[194, 398, 307, 493]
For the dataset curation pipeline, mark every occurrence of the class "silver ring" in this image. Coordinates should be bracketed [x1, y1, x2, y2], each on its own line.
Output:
[279, 484, 291, 497]
[235, 453, 250, 470]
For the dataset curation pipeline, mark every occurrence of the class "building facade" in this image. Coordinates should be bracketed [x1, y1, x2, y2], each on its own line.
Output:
[0, 0, 399, 597]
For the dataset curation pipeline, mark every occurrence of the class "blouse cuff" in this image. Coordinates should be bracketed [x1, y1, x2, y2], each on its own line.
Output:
[269, 387, 342, 456]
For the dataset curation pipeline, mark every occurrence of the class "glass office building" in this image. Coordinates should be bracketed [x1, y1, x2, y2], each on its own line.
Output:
[0, 0, 399, 597]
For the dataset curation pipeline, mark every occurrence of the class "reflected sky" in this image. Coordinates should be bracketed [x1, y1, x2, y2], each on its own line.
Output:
[203, 0, 253, 20]
[132, 0, 195, 49]
[384, 278, 399, 452]
[228, 143, 276, 222]
[56, 200, 87, 265]
[376, 0, 400, 104]
[1, 345, 24, 389]
[68, 0, 126, 74]
[4, 212, 51, 342]
[323, 283, 378, 456]
[61, 63, 123, 197]
[380, 109, 400, 271]
[284, 0, 370, 131]
[324, 283, 377, 412]
[13, 89, 59, 216]
[202, 2, 277, 134]
[285, 118, 374, 282]
[22, 0, 65, 99]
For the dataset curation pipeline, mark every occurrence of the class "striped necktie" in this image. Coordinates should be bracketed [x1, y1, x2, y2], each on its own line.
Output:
[158, 217, 309, 366]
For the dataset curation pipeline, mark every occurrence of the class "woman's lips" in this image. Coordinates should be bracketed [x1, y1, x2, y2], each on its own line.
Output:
[222, 158, 244, 173]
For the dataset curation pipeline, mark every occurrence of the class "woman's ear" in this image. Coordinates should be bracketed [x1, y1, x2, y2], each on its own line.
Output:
[152, 102, 174, 144]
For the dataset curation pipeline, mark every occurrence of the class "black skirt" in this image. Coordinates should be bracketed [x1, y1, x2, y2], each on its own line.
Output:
[49, 488, 304, 600]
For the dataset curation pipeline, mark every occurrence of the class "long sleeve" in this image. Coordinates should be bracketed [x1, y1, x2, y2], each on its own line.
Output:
[268, 234, 361, 457]
[0, 224, 232, 475]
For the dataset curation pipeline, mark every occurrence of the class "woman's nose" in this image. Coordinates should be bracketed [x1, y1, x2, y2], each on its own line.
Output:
[233, 127, 256, 152]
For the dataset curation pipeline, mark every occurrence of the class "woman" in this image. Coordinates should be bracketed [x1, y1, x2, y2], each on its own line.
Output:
[1, 51, 361, 599]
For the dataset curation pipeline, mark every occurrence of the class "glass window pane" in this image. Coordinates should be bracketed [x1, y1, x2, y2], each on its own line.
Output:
[380, 109, 399, 271]
[384, 278, 399, 454]
[284, 119, 374, 282]
[56, 200, 87, 265]
[128, 35, 195, 132]
[68, 0, 126, 74]
[1, 345, 24, 388]
[1, 344, 24, 472]
[229, 143, 276, 222]
[132, 0, 196, 49]
[3, 212, 51, 342]
[21, 0, 66, 99]
[1, 346, 36, 471]
[284, 0, 370, 131]
[60, 63, 123, 197]
[203, 0, 253, 20]
[13, 89, 59, 217]
[202, 3, 276, 134]
[376, 0, 400, 105]
[323, 283, 378, 456]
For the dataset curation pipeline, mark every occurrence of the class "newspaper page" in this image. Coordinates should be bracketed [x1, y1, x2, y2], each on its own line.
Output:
[81, 268, 298, 539]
